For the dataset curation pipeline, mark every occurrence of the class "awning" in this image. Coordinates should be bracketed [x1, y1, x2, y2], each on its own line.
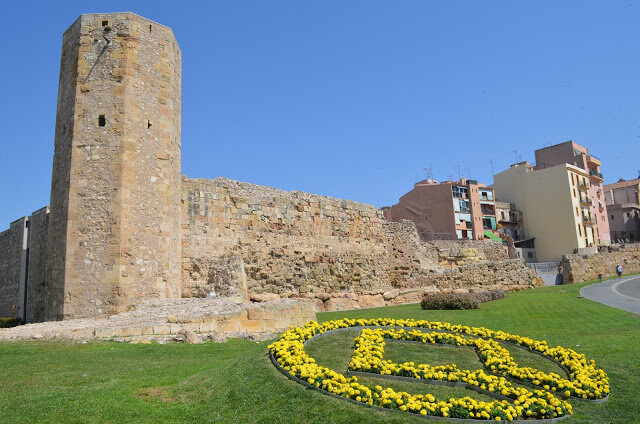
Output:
[484, 230, 507, 245]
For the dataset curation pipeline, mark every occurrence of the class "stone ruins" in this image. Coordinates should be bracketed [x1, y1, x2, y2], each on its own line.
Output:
[0, 13, 541, 337]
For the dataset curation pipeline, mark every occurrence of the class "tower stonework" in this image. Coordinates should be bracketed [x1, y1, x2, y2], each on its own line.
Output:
[46, 13, 182, 320]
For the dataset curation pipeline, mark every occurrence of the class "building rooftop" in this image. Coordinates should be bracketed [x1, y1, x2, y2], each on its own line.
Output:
[604, 178, 640, 191]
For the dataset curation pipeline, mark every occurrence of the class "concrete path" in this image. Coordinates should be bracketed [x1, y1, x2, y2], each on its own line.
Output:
[580, 275, 640, 315]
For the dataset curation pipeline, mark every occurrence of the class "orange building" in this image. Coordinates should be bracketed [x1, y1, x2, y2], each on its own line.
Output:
[383, 178, 498, 241]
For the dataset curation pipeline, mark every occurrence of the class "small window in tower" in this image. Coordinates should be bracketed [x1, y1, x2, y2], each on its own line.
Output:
[102, 20, 109, 27]
[149, 24, 152, 33]
[98, 115, 106, 127]
[147, 120, 152, 129]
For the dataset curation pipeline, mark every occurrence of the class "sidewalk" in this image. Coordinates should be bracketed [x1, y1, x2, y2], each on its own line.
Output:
[580, 275, 640, 315]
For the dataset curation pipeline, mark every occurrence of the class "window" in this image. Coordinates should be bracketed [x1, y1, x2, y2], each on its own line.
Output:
[578, 224, 582, 236]
[527, 252, 533, 258]
[452, 186, 468, 198]
[98, 115, 106, 127]
[102, 20, 109, 27]
[479, 190, 493, 201]
[147, 120, 152, 129]
[482, 217, 497, 230]
[610, 215, 614, 220]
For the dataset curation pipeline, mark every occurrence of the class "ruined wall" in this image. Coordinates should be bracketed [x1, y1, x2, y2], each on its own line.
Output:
[25, 208, 49, 323]
[0, 219, 25, 318]
[560, 243, 640, 283]
[424, 240, 508, 264]
[181, 177, 539, 307]
[0, 209, 50, 322]
[181, 177, 427, 297]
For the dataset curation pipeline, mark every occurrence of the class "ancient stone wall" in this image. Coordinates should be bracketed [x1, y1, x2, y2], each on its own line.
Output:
[181, 177, 423, 296]
[0, 209, 50, 321]
[25, 208, 49, 323]
[0, 219, 25, 318]
[426, 240, 508, 263]
[560, 243, 640, 283]
[181, 177, 539, 309]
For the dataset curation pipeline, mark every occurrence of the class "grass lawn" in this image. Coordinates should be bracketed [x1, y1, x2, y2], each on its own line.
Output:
[0, 281, 638, 423]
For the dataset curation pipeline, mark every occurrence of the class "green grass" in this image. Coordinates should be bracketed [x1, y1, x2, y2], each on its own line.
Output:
[0, 280, 638, 423]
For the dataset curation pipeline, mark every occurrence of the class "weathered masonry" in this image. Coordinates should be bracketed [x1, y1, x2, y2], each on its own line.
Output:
[0, 12, 541, 323]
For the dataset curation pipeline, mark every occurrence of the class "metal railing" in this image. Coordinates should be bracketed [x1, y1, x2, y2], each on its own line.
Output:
[589, 170, 603, 179]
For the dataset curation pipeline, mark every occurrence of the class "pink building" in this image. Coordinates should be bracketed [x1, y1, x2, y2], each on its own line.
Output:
[534, 141, 611, 245]
[383, 178, 498, 241]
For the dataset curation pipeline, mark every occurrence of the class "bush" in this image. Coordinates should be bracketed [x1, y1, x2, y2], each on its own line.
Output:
[470, 289, 505, 303]
[488, 289, 505, 301]
[420, 293, 480, 310]
[0, 317, 21, 328]
[420, 289, 505, 310]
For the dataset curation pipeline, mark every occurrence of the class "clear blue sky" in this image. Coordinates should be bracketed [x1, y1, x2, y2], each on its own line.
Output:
[1, 1, 639, 227]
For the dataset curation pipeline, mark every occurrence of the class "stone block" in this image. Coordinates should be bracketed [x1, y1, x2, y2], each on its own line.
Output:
[152, 324, 172, 335]
[217, 318, 241, 333]
[357, 294, 385, 309]
[240, 319, 264, 333]
[94, 327, 117, 338]
[249, 293, 280, 302]
[382, 289, 400, 301]
[324, 297, 360, 311]
[116, 327, 134, 337]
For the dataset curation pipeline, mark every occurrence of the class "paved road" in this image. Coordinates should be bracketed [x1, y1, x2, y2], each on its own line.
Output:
[580, 275, 640, 315]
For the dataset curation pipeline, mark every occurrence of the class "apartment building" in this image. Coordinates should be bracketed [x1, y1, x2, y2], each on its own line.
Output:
[383, 178, 498, 241]
[494, 201, 535, 261]
[494, 162, 597, 262]
[534, 140, 610, 244]
[604, 178, 640, 242]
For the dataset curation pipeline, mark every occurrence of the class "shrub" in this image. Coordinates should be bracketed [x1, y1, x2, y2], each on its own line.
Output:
[488, 289, 505, 301]
[420, 293, 480, 310]
[0, 317, 21, 328]
[470, 289, 505, 303]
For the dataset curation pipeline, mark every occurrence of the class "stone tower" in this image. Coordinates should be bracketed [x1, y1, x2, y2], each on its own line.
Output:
[46, 13, 182, 320]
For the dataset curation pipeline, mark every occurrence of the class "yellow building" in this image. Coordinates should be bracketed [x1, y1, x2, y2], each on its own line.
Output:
[493, 162, 597, 262]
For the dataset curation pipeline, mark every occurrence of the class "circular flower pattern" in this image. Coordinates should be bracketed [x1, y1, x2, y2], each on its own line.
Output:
[268, 318, 609, 421]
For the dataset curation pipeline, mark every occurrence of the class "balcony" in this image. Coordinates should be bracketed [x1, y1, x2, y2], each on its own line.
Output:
[587, 154, 601, 166]
[589, 170, 603, 181]
[481, 207, 495, 215]
[582, 214, 595, 225]
[579, 195, 593, 207]
[577, 181, 589, 191]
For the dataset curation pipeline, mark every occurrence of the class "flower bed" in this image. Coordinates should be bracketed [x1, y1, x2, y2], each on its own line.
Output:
[268, 318, 609, 421]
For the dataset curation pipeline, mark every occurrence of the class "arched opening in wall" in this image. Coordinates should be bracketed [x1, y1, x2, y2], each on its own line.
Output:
[149, 24, 152, 33]
[98, 115, 106, 127]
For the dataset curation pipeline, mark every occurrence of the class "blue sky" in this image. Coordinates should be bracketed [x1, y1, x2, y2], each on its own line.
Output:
[1, 1, 639, 226]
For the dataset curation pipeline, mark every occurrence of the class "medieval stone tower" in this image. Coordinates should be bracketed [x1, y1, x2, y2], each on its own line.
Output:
[45, 13, 182, 320]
